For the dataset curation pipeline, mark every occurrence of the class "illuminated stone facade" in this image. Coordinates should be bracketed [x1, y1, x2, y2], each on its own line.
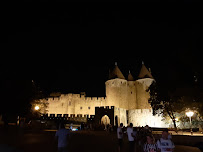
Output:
[40, 63, 168, 128]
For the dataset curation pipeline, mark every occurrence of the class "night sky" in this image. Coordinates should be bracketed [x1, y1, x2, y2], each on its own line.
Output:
[1, 8, 202, 115]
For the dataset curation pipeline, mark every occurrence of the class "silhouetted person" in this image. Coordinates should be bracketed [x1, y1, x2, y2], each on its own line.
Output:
[133, 127, 138, 151]
[157, 129, 174, 152]
[55, 123, 71, 152]
[127, 123, 135, 152]
[81, 122, 84, 130]
[117, 123, 124, 152]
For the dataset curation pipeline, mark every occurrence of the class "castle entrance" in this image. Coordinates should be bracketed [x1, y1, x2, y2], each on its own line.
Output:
[95, 106, 114, 127]
[101, 115, 110, 125]
[101, 115, 110, 130]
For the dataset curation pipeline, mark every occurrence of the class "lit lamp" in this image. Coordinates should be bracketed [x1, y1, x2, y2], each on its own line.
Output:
[186, 111, 194, 135]
[34, 105, 40, 111]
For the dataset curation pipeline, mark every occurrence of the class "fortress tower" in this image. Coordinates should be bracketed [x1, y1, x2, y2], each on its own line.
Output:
[105, 62, 128, 109]
[104, 62, 155, 126]
[136, 61, 154, 109]
[106, 62, 154, 110]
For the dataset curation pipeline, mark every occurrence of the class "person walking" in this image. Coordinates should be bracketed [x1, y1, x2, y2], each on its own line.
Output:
[127, 123, 135, 152]
[117, 123, 124, 152]
[157, 129, 175, 152]
[55, 123, 71, 152]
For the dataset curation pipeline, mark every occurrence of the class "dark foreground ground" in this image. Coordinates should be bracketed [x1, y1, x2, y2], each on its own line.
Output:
[0, 126, 202, 152]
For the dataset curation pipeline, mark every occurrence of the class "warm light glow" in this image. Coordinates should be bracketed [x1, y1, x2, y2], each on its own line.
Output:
[35, 106, 39, 110]
[72, 128, 78, 131]
[186, 111, 194, 117]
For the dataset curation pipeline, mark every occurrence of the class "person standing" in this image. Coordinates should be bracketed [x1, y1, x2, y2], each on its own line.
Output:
[143, 134, 159, 152]
[55, 123, 71, 152]
[127, 123, 135, 152]
[117, 123, 124, 152]
[157, 129, 175, 152]
[133, 127, 138, 151]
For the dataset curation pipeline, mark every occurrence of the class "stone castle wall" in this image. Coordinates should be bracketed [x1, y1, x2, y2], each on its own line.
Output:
[114, 107, 127, 127]
[135, 78, 154, 109]
[127, 81, 137, 110]
[128, 109, 168, 128]
[45, 93, 106, 117]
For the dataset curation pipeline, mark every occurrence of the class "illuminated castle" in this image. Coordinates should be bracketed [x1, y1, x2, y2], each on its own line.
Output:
[40, 62, 168, 127]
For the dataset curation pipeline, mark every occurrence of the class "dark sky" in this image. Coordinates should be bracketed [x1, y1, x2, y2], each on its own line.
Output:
[1, 8, 202, 115]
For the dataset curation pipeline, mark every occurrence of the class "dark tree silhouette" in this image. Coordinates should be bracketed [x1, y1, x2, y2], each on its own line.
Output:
[147, 81, 180, 131]
[148, 80, 203, 131]
[28, 80, 48, 119]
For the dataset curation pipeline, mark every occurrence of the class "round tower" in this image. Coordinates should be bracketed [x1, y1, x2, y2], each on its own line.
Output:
[105, 63, 128, 109]
[136, 62, 155, 109]
[105, 78, 128, 108]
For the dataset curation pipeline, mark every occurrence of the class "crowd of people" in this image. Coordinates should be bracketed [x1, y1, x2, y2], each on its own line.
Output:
[55, 122, 175, 152]
[117, 123, 175, 152]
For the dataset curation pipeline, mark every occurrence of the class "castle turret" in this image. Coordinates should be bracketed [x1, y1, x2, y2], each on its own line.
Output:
[108, 62, 125, 80]
[138, 61, 153, 79]
[106, 63, 128, 109]
[136, 62, 154, 109]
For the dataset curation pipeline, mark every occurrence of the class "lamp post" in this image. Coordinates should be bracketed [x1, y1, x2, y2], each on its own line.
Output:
[186, 111, 194, 135]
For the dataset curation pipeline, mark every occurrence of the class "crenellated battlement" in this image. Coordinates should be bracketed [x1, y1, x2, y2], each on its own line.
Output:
[95, 106, 114, 110]
[84, 97, 106, 101]
[47, 97, 60, 101]
[129, 109, 152, 114]
[43, 113, 94, 118]
[40, 114, 92, 122]
[47, 93, 106, 102]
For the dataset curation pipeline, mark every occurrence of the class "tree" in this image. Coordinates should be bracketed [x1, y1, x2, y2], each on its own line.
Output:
[147, 81, 180, 131]
[178, 96, 203, 129]
[30, 99, 48, 118]
[148, 81, 203, 130]
[27, 80, 48, 120]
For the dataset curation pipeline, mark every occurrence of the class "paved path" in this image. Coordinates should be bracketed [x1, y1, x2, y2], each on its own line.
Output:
[0, 144, 201, 152]
[0, 127, 202, 152]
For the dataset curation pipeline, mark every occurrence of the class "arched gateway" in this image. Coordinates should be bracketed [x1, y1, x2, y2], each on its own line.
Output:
[101, 115, 110, 125]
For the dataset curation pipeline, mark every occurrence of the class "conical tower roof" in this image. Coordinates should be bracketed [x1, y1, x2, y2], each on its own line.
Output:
[109, 62, 125, 79]
[138, 61, 153, 79]
[128, 70, 134, 81]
